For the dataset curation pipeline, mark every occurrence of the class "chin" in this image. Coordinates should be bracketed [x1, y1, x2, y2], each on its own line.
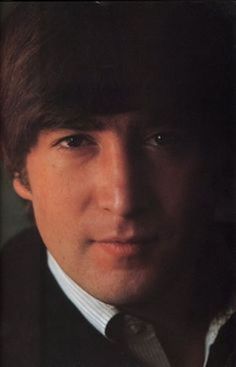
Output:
[86, 270, 160, 306]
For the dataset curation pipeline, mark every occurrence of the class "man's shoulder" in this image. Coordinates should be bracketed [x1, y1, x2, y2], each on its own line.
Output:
[0, 226, 46, 289]
[1, 225, 43, 270]
[0, 226, 46, 312]
[1, 225, 43, 258]
[0, 227, 44, 366]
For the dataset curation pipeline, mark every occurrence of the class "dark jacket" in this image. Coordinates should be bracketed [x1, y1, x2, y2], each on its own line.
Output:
[0, 227, 235, 367]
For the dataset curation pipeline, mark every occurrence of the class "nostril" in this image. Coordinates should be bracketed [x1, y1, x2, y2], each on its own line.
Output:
[96, 170, 151, 218]
[98, 180, 135, 216]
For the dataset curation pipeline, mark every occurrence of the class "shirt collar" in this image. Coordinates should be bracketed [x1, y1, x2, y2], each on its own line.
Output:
[203, 308, 235, 367]
[47, 250, 118, 337]
[47, 249, 235, 363]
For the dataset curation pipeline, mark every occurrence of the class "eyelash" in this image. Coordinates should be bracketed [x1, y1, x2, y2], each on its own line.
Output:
[55, 134, 94, 149]
[145, 132, 186, 147]
[54, 131, 186, 150]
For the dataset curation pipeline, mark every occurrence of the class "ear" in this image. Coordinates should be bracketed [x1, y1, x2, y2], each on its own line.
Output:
[13, 175, 33, 201]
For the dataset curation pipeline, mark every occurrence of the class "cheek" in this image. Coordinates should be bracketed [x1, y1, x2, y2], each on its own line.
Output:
[28, 168, 92, 258]
[152, 159, 211, 221]
[28, 163, 90, 223]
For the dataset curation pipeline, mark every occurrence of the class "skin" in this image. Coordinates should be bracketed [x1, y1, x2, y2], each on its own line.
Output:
[14, 111, 214, 307]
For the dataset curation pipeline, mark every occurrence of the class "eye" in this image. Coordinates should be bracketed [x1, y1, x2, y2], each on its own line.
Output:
[55, 134, 95, 149]
[146, 132, 182, 147]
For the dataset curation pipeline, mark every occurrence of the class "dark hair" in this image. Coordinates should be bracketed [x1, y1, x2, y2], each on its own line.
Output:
[0, 1, 234, 177]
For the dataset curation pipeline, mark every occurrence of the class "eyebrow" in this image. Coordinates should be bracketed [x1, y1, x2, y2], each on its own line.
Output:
[43, 111, 157, 132]
[61, 116, 109, 131]
[44, 113, 195, 136]
[39, 112, 110, 133]
[44, 115, 122, 132]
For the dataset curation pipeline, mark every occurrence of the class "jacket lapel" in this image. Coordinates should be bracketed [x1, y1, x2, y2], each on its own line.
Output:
[206, 313, 236, 367]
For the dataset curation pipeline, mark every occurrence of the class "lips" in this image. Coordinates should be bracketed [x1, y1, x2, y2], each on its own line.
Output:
[91, 234, 158, 257]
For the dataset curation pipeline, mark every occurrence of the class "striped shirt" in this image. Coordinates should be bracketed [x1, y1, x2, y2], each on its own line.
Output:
[48, 251, 233, 367]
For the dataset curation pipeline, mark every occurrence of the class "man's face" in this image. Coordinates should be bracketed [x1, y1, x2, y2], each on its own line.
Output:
[14, 111, 214, 305]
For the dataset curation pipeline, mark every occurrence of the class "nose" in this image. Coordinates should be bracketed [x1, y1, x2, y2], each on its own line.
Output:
[95, 138, 149, 218]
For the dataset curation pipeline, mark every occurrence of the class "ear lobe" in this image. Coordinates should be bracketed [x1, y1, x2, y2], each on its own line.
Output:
[13, 176, 33, 201]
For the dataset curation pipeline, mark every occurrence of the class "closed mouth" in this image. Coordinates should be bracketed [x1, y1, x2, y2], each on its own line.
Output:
[91, 235, 158, 256]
